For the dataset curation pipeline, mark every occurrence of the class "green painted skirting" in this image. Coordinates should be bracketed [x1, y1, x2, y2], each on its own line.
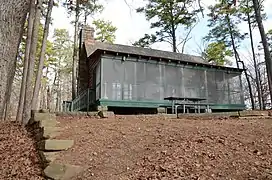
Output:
[98, 99, 246, 110]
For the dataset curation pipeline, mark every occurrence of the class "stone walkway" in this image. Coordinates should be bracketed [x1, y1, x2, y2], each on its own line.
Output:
[32, 112, 83, 180]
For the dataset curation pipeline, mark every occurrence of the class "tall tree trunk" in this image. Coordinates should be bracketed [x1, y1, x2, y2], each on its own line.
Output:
[84, 10, 87, 25]
[0, 0, 30, 119]
[247, 1, 262, 109]
[16, 0, 35, 122]
[169, 2, 177, 53]
[261, 82, 266, 109]
[4, 37, 24, 120]
[41, 67, 49, 109]
[22, 0, 41, 124]
[239, 60, 255, 109]
[225, 15, 239, 68]
[40, 82, 43, 108]
[42, 85, 47, 109]
[56, 70, 60, 111]
[72, 0, 79, 99]
[5, 91, 16, 120]
[259, 66, 266, 109]
[52, 69, 57, 111]
[252, 0, 272, 105]
[226, 14, 254, 108]
[55, 88, 58, 112]
[56, 55, 62, 112]
[32, 0, 54, 109]
[172, 25, 177, 53]
[4, 14, 27, 120]
[59, 84, 62, 111]
[47, 86, 51, 111]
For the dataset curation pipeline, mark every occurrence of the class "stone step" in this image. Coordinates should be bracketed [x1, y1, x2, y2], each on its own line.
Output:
[33, 127, 62, 141]
[97, 105, 108, 111]
[39, 120, 58, 128]
[31, 113, 58, 128]
[40, 151, 59, 164]
[38, 140, 74, 151]
[98, 111, 114, 118]
[44, 163, 84, 180]
[40, 109, 50, 113]
[43, 127, 62, 139]
[34, 113, 56, 122]
[238, 110, 269, 117]
[56, 111, 97, 117]
[238, 116, 270, 119]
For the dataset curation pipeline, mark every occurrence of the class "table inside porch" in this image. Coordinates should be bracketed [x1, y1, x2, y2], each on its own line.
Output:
[164, 97, 207, 114]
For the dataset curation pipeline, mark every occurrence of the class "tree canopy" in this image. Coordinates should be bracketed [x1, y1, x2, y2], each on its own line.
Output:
[133, 0, 200, 52]
[204, 1, 246, 48]
[203, 42, 232, 66]
[93, 19, 117, 43]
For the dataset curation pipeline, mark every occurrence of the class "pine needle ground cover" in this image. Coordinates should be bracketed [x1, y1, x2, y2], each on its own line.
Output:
[55, 115, 272, 180]
[0, 121, 44, 180]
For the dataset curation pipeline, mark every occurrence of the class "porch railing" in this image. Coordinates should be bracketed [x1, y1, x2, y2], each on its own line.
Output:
[62, 101, 72, 112]
[63, 89, 95, 112]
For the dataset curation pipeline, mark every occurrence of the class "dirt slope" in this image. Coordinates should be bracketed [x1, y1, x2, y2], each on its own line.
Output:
[55, 115, 272, 180]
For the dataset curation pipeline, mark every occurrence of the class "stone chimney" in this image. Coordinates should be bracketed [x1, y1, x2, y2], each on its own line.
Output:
[78, 25, 95, 94]
[81, 25, 95, 45]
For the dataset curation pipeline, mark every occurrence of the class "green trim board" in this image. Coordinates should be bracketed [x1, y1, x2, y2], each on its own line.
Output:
[99, 99, 170, 108]
[98, 99, 246, 110]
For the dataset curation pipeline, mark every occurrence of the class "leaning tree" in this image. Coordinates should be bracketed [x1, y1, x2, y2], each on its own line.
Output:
[0, 0, 30, 119]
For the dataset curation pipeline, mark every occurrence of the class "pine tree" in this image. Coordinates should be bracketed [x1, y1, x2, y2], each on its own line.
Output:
[252, 0, 272, 107]
[203, 42, 232, 66]
[133, 0, 200, 52]
[93, 19, 117, 43]
[238, 0, 266, 109]
[51, 29, 73, 111]
[22, 0, 42, 124]
[32, 0, 54, 110]
[205, 0, 254, 109]
[64, 0, 103, 99]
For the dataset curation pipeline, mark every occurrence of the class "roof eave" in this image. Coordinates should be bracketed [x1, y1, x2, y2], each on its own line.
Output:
[89, 49, 244, 73]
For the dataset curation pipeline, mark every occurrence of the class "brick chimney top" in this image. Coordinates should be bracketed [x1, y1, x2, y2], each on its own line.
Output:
[82, 25, 95, 45]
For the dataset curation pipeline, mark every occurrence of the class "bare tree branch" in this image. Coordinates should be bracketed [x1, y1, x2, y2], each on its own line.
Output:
[123, 0, 134, 17]
[177, 24, 197, 54]
[198, 0, 204, 17]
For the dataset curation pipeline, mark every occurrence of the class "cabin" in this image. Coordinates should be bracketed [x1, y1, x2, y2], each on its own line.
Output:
[71, 25, 245, 113]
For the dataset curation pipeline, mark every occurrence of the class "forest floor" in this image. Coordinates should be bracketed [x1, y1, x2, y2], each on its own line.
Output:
[55, 115, 272, 180]
[0, 121, 44, 180]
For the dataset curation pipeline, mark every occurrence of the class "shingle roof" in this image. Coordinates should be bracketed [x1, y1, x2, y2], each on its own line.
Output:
[85, 41, 244, 72]
[85, 41, 208, 64]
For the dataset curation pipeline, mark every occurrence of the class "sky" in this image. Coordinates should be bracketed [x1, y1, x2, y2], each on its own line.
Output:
[50, 0, 272, 65]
